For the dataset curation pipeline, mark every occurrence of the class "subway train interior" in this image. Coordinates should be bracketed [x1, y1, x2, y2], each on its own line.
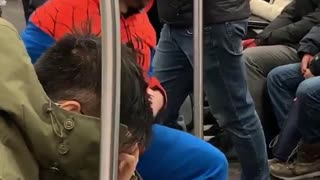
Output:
[1, 0, 320, 180]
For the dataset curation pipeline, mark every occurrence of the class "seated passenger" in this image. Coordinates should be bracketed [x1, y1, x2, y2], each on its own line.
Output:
[250, 0, 292, 22]
[21, 0, 229, 178]
[242, 0, 320, 146]
[0, 18, 150, 180]
[22, 0, 165, 117]
[267, 25, 320, 179]
[0, 18, 228, 180]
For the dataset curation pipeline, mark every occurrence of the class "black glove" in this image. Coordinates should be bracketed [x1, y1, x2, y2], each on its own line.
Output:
[309, 53, 320, 76]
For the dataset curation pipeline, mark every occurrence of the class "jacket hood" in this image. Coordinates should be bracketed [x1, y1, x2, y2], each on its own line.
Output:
[0, 18, 103, 179]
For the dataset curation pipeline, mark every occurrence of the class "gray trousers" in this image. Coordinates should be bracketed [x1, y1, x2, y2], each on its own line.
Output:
[244, 45, 299, 145]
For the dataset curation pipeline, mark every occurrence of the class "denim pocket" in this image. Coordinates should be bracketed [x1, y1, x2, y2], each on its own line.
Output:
[224, 20, 248, 55]
[185, 25, 215, 36]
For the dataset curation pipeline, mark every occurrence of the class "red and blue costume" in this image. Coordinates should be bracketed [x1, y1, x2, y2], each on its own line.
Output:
[22, 0, 164, 98]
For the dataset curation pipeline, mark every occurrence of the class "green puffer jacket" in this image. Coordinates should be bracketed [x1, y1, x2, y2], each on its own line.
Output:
[0, 18, 140, 180]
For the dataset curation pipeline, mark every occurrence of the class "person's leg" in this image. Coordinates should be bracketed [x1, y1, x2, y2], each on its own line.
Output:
[267, 63, 304, 128]
[201, 20, 269, 180]
[270, 100, 302, 161]
[270, 77, 320, 179]
[137, 124, 228, 180]
[168, 20, 268, 180]
[267, 64, 305, 161]
[153, 25, 193, 128]
[296, 77, 320, 144]
[244, 45, 299, 142]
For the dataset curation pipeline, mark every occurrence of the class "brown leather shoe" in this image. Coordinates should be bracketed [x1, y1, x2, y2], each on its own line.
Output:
[270, 143, 320, 180]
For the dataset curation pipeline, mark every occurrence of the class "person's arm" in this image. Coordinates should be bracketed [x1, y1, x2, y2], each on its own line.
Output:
[255, 1, 295, 45]
[298, 25, 320, 56]
[257, 3, 320, 46]
[0, 118, 39, 180]
[250, 0, 289, 22]
[147, 48, 167, 115]
[21, 22, 56, 63]
[148, 77, 167, 116]
[118, 144, 140, 180]
[298, 25, 320, 74]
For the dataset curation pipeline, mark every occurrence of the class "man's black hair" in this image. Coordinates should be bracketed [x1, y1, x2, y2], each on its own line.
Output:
[34, 33, 153, 148]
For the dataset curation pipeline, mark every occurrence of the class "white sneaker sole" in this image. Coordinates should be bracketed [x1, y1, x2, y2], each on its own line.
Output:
[271, 171, 320, 180]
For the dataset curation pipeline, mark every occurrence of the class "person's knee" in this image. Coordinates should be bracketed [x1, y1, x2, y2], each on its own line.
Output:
[243, 48, 259, 72]
[296, 79, 320, 102]
[243, 48, 267, 84]
[138, 125, 228, 179]
[267, 66, 283, 89]
[199, 144, 228, 179]
[267, 64, 301, 90]
[212, 148, 228, 173]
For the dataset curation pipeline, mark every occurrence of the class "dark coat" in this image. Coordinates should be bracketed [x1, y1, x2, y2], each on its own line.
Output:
[157, 0, 250, 26]
[256, 0, 320, 49]
[298, 25, 320, 75]
[298, 25, 320, 56]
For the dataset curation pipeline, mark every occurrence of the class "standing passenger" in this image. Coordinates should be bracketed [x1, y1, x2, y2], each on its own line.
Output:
[154, 0, 269, 179]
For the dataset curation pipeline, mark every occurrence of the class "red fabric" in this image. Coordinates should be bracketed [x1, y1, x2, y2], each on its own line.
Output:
[120, 13, 155, 77]
[31, 0, 101, 40]
[242, 39, 257, 49]
[31, 0, 166, 107]
[119, 1, 167, 106]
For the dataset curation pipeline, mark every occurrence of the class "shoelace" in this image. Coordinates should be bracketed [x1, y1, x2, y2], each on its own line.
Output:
[269, 134, 279, 149]
[286, 142, 300, 164]
[283, 142, 301, 170]
[269, 134, 300, 168]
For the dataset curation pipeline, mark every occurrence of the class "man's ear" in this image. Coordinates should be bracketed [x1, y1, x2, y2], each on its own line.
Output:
[58, 100, 82, 113]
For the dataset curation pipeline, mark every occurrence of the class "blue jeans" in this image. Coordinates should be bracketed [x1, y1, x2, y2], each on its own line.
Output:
[138, 124, 228, 180]
[153, 21, 269, 180]
[267, 63, 320, 144]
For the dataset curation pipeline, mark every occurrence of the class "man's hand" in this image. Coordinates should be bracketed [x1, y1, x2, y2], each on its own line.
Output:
[147, 88, 164, 117]
[304, 69, 315, 79]
[301, 54, 314, 74]
[118, 144, 139, 180]
[242, 39, 257, 49]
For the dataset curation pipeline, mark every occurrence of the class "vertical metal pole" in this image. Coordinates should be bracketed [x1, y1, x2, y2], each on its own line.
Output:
[99, 0, 121, 179]
[193, 0, 204, 138]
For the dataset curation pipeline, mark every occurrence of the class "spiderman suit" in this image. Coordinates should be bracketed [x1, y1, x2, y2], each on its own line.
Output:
[22, 0, 165, 100]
